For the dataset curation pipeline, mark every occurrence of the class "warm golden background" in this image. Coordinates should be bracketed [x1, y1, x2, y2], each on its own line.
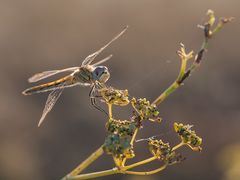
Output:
[0, 0, 239, 180]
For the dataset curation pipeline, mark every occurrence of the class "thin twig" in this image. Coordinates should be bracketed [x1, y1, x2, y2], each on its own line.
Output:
[62, 146, 104, 179]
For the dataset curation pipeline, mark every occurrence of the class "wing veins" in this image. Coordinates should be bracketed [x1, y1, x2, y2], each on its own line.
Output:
[38, 86, 64, 127]
[92, 54, 113, 66]
[28, 67, 79, 83]
[82, 26, 128, 66]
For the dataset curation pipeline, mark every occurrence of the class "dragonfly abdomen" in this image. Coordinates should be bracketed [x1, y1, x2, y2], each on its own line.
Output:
[22, 75, 76, 95]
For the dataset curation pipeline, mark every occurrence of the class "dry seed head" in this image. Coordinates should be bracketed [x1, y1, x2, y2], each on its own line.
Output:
[100, 87, 129, 106]
[177, 43, 194, 61]
[106, 119, 137, 137]
[148, 138, 180, 164]
[132, 98, 161, 122]
[174, 122, 202, 151]
[103, 134, 135, 159]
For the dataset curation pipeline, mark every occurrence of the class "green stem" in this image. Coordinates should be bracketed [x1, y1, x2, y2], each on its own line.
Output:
[151, 81, 180, 106]
[62, 146, 104, 179]
[152, 56, 187, 106]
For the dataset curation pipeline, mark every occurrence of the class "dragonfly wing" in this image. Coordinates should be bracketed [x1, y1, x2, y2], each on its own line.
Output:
[28, 67, 79, 83]
[82, 26, 128, 66]
[38, 87, 64, 127]
[92, 54, 113, 66]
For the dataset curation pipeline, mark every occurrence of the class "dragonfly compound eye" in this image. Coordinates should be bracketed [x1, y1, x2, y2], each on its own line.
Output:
[94, 66, 110, 83]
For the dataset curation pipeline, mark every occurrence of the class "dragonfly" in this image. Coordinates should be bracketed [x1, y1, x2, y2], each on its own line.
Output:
[22, 26, 128, 127]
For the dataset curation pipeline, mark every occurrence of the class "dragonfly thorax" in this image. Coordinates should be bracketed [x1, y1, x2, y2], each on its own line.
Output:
[92, 66, 110, 83]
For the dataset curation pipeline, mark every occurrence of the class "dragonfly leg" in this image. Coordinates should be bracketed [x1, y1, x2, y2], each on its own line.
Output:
[89, 85, 108, 116]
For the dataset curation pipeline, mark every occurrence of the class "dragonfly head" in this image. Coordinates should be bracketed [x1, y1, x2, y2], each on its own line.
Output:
[93, 66, 110, 83]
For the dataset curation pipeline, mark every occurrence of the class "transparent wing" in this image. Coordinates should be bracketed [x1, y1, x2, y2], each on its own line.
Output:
[38, 87, 64, 127]
[28, 67, 79, 83]
[92, 54, 113, 66]
[82, 26, 128, 66]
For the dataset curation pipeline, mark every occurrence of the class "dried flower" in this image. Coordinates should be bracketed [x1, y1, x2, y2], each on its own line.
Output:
[99, 87, 129, 106]
[132, 98, 161, 122]
[174, 123, 202, 151]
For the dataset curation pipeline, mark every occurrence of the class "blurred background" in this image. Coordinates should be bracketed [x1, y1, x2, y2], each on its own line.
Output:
[0, 0, 239, 180]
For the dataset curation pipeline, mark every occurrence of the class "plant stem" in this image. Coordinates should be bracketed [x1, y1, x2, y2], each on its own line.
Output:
[122, 128, 139, 166]
[152, 56, 188, 106]
[124, 164, 167, 175]
[63, 163, 167, 179]
[152, 81, 180, 106]
[123, 156, 157, 170]
[62, 146, 104, 179]
[108, 103, 113, 119]
[122, 142, 184, 172]
[172, 142, 185, 151]
[65, 168, 120, 180]
[130, 128, 138, 145]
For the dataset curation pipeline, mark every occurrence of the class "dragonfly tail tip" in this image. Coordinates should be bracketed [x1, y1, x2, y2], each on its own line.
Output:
[37, 122, 42, 127]
[22, 90, 28, 96]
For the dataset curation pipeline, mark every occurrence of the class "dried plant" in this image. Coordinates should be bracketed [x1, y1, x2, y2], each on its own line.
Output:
[53, 10, 231, 180]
